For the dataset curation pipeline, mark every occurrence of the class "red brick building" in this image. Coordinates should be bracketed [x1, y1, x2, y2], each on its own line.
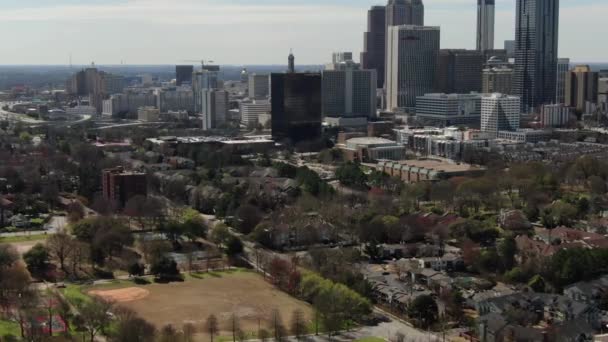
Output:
[102, 167, 147, 208]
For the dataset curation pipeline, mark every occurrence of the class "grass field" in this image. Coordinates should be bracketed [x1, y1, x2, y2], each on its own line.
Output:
[80, 270, 313, 338]
[0, 234, 48, 244]
[0, 320, 20, 338]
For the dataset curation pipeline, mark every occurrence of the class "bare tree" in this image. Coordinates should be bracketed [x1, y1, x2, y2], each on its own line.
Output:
[111, 307, 156, 342]
[258, 328, 270, 341]
[76, 296, 114, 342]
[228, 314, 240, 342]
[182, 323, 196, 342]
[271, 309, 287, 342]
[205, 314, 219, 342]
[290, 309, 307, 340]
[46, 233, 73, 272]
[158, 324, 180, 342]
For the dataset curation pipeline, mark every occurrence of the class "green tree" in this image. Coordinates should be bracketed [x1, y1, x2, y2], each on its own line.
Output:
[409, 295, 438, 328]
[226, 236, 244, 258]
[150, 256, 180, 281]
[498, 237, 517, 272]
[23, 244, 50, 278]
[335, 162, 368, 190]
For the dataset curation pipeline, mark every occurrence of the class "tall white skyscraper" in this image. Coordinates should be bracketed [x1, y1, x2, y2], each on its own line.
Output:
[476, 0, 495, 51]
[481, 93, 521, 136]
[386, 25, 440, 111]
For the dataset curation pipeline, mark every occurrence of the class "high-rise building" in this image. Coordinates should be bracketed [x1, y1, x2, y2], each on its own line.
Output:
[481, 93, 521, 136]
[201, 89, 228, 130]
[483, 66, 514, 94]
[435, 49, 484, 94]
[565, 65, 599, 114]
[193, 67, 220, 113]
[386, 0, 424, 27]
[556, 58, 571, 104]
[386, 25, 440, 111]
[415, 93, 482, 127]
[241, 101, 271, 128]
[599, 78, 608, 111]
[155, 87, 195, 113]
[66, 67, 124, 115]
[504, 40, 516, 59]
[175, 65, 194, 86]
[102, 167, 147, 208]
[322, 60, 377, 118]
[332, 52, 353, 64]
[271, 73, 322, 143]
[361, 5, 386, 89]
[248, 74, 270, 100]
[476, 0, 495, 51]
[540, 104, 574, 128]
[288, 52, 295, 73]
[513, 0, 560, 112]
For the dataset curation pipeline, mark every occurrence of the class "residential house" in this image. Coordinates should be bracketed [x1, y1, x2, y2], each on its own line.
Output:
[564, 275, 608, 305]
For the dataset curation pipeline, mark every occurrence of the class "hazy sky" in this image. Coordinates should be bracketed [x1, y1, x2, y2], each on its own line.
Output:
[0, 0, 605, 65]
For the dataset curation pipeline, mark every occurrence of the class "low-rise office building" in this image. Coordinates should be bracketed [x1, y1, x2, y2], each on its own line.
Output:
[378, 159, 484, 183]
[339, 137, 406, 162]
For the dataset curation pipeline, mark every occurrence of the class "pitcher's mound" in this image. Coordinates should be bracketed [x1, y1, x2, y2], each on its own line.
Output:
[89, 287, 150, 303]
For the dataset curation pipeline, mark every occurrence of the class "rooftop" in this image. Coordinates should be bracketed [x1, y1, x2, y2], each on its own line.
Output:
[390, 159, 482, 173]
[346, 137, 398, 146]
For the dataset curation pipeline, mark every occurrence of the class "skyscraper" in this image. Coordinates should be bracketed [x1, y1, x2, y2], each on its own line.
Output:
[435, 49, 484, 94]
[483, 66, 514, 95]
[248, 74, 270, 100]
[513, 0, 560, 112]
[386, 25, 440, 111]
[201, 89, 228, 130]
[322, 59, 377, 119]
[175, 65, 194, 86]
[288, 51, 295, 73]
[504, 40, 516, 59]
[386, 0, 424, 28]
[193, 66, 220, 113]
[361, 5, 386, 88]
[476, 0, 495, 51]
[565, 65, 599, 115]
[271, 73, 322, 143]
[556, 58, 570, 104]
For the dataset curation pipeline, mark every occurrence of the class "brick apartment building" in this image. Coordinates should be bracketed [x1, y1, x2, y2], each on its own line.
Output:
[101, 167, 147, 208]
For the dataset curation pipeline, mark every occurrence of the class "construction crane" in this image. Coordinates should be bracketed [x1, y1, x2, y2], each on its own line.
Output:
[181, 60, 214, 69]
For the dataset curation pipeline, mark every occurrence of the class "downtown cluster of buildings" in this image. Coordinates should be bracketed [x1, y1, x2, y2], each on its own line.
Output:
[58, 0, 608, 156]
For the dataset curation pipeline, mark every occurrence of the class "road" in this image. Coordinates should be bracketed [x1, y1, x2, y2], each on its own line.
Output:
[0, 101, 92, 127]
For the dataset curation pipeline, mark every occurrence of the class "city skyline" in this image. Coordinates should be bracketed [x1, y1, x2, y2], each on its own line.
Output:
[0, 0, 605, 65]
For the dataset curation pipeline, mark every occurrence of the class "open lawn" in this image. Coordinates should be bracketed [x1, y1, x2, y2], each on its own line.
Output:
[0, 234, 47, 244]
[0, 320, 20, 338]
[83, 270, 313, 337]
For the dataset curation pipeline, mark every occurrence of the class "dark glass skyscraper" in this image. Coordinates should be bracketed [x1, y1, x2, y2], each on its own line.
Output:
[386, 0, 424, 27]
[435, 49, 484, 94]
[513, 0, 560, 112]
[271, 73, 322, 143]
[361, 5, 386, 88]
[175, 65, 194, 86]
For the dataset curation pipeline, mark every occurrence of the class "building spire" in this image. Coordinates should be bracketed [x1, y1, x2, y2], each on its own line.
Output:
[288, 49, 295, 73]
